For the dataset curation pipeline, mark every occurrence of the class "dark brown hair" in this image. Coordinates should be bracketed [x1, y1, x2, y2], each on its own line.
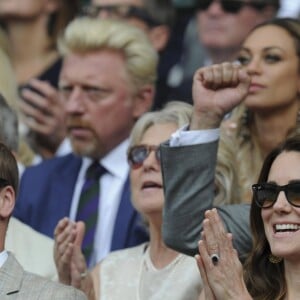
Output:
[0, 142, 18, 196]
[244, 133, 300, 299]
[47, 0, 80, 47]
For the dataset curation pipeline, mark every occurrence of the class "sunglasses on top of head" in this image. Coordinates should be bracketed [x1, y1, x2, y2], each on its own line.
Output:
[127, 145, 161, 169]
[252, 182, 300, 208]
[197, 0, 268, 14]
[81, 4, 160, 27]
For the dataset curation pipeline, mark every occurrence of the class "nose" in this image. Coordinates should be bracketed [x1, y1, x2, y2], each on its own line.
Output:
[205, 0, 226, 15]
[272, 191, 292, 213]
[65, 86, 85, 113]
[142, 150, 160, 170]
[245, 57, 263, 76]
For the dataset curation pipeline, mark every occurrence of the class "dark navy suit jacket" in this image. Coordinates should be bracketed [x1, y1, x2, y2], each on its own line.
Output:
[13, 153, 148, 251]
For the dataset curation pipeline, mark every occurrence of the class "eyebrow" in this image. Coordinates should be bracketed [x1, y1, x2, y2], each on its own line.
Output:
[240, 46, 286, 54]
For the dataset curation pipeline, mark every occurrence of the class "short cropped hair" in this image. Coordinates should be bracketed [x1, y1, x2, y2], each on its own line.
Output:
[0, 142, 19, 196]
[58, 17, 158, 91]
[129, 101, 192, 148]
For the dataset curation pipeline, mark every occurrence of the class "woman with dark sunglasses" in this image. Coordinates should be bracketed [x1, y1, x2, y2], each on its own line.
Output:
[160, 17, 300, 271]
[196, 133, 300, 300]
[53, 101, 203, 299]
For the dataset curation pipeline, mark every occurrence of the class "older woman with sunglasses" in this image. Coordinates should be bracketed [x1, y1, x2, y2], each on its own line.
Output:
[53, 101, 203, 300]
[196, 133, 300, 300]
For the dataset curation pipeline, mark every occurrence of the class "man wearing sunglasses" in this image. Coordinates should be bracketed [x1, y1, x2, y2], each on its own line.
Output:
[166, 0, 279, 104]
[82, 0, 176, 110]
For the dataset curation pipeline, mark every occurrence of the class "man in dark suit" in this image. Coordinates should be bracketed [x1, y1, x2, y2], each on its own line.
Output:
[14, 18, 158, 268]
[0, 142, 86, 299]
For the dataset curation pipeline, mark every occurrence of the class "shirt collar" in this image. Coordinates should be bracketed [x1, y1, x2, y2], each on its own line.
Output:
[82, 139, 130, 180]
[0, 250, 8, 268]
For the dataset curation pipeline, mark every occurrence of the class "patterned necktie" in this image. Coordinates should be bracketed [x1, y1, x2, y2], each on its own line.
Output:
[76, 161, 106, 266]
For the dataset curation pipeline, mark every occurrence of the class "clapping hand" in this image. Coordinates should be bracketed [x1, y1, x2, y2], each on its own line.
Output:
[195, 209, 251, 300]
[54, 218, 95, 299]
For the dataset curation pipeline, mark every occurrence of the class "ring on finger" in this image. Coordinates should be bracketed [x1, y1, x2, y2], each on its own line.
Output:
[210, 253, 220, 266]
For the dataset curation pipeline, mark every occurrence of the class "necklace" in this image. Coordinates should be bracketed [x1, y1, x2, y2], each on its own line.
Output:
[136, 245, 185, 300]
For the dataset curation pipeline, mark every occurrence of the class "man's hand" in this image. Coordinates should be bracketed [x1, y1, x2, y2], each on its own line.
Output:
[54, 218, 83, 285]
[191, 62, 251, 130]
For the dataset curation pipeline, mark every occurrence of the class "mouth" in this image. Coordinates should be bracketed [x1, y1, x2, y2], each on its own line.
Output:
[248, 83, 265, 93]
[273, 224, 300, 233]
[67, 126, 91, 138]
[142, 181, 163, 190]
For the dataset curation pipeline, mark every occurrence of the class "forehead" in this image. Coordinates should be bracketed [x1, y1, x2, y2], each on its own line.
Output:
[268, 151, 300, 184]
[243, 25, 297, 53]
[60, 50, 129, 84]
[92, 0, 143, 6]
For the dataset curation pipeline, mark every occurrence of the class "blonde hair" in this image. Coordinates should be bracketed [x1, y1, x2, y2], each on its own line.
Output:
[0, 29, 35, 165]
[0, 40, 19, 110]
[215, 105, 262, 205]
[129, 101, 192, 148]
[215, 103, 300, 205]
[58, 17, 158, 91]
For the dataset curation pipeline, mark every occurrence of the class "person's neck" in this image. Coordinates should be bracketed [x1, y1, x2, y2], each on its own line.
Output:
[251, 103, 299, 158]
[5, 17, 57, 84]
[147, 217, 181, 269]
[284, 260, 300, 299]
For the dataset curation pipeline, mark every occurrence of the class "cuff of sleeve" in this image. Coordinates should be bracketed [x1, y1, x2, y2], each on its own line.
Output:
[170, 125, 220, 147]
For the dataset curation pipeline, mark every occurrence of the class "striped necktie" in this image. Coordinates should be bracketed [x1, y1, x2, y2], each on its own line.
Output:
[76, 161, 106, 266]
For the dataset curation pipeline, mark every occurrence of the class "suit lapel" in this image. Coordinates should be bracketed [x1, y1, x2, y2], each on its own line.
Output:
[110, 176, 134, 250]
[0, 253, 23, 295]
[46, 154, 82, 232]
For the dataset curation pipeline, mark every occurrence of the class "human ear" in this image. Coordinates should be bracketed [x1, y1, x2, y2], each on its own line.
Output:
[148, 25, 170, 52]
[132, 85, 155, 119]
[0, 186, 15, 219]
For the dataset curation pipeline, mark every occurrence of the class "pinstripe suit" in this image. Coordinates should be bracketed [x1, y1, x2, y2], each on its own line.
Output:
[0, 253, 87, 299]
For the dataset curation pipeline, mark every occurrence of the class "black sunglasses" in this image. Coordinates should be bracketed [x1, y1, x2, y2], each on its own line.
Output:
[81, 4, 160, 27]
[127, 145, 161, 169]
[197, 0, 268, 14]
[252, 182, 300, 208]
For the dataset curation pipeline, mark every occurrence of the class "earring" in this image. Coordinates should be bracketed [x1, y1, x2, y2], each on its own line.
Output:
[268, 254, 282, 264]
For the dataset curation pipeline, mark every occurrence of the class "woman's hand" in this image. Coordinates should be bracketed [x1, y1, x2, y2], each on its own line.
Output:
[195, 209, 252, 300]
[191, 62, 250, 130]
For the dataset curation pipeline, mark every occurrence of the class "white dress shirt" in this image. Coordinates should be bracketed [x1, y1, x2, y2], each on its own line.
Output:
[69, 139, 130, 266]
[0, 250, 8, 268]
[170, 125, 219, 146]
